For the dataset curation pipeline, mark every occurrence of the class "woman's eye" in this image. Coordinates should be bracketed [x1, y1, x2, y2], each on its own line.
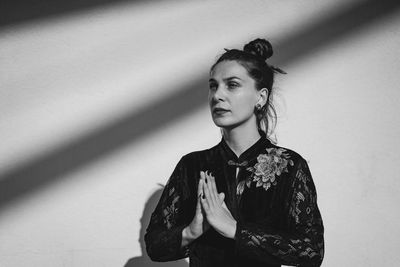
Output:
[209, 83, 217, 90]
[228, 82, 239, 89]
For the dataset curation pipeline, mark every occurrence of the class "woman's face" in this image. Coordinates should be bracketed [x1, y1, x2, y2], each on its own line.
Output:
[208, 60, 261, 130]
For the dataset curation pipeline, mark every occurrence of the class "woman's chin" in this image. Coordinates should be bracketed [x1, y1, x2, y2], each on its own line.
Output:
[212, 118, 235, 129]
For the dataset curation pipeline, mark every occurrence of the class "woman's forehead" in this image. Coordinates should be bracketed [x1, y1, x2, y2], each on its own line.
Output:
[210, 61, 249, 80]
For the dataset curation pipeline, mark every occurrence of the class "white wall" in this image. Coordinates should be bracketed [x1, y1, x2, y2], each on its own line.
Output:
[1, 0, 399, 266]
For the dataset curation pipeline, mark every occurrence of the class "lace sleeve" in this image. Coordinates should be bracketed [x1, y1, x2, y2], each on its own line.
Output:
[144, 157, 190, 262]
[235, 158, 324, 266]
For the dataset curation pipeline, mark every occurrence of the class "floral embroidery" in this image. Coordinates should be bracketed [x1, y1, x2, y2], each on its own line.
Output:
[289, 164, 316, 224]
[237, 148, 294, 195]
[162, 187, 180, 229]
[242, 228, 320, 261]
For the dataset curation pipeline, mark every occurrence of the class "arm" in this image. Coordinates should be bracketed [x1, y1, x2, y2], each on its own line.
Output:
[144, 157, 191, 262]
[235, 158, 325, 266]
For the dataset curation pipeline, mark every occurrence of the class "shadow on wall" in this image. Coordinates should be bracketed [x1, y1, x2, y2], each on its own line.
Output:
[0, 76, 207, 213]
[124, 186, 189, 267]
[0, 0, 168, 28]
[1, 0, 400, 214]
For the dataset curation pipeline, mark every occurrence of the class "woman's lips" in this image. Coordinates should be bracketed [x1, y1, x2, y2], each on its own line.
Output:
[213, 108, 230, 115]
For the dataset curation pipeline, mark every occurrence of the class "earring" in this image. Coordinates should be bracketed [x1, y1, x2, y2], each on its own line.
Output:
[256, 104, 262, 111]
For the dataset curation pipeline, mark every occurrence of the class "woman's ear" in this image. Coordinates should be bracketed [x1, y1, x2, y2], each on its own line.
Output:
[257, 88, 269, 107]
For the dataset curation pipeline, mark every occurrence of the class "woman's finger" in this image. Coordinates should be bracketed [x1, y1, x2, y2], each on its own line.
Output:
[198, 171, 205, 197]
[203, 175, 216, 211]
[207, 174, 219, 205]
[195, 178, 203, 215]
[209, 174, 219, 202]
[203, 176, 212, 203]
[200, 194, 210, 214]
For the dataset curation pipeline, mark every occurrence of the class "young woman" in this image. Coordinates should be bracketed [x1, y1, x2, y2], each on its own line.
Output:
[145, 38, 324, 267]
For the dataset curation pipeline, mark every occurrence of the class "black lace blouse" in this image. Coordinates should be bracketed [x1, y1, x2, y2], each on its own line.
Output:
[145, 134, 324, 267]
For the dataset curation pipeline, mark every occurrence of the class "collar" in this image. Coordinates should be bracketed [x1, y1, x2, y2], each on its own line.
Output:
[219, 132, 272, 166]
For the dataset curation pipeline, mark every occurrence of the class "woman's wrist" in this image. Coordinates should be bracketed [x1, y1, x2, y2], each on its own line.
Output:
[181, 226, 196, 247]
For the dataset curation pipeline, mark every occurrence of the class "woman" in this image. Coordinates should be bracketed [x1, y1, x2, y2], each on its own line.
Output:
[145, 38, 324, 267]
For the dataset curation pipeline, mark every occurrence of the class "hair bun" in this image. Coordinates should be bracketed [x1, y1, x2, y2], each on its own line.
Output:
[243, 38, 273, 61]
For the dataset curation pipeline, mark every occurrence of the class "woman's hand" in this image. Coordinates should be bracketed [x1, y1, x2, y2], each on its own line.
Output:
[182, 171, 225, 246]
[182, 174, 210, 247]
[200, 171, 237, 239]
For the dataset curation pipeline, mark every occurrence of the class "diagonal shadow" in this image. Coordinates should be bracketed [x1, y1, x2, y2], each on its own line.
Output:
[269, 0, 400, 67]
[1, 0, 399, 212]
[0, 76, 208, 211]
[0, 0, 170, 29]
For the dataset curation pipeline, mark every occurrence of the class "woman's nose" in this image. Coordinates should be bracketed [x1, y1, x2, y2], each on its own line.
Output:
[211, 86, 225, 101]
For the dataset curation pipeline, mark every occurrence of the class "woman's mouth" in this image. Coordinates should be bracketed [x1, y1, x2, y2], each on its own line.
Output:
[213, 108, 230, 115]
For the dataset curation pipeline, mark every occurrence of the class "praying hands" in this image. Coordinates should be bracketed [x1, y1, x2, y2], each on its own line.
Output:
[182, 171, 237, 247]
[200, 171, 237, 239]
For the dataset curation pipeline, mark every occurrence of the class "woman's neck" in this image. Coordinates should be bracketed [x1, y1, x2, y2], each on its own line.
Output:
[222, 125, 261, 158]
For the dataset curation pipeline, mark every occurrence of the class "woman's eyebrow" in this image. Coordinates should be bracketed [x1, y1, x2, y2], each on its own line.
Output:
[209, 76, 242, 83]
[224, 76, 243, 81]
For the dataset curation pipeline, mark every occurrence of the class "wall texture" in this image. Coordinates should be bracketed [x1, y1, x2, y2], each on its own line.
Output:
[1, 0, 399, 266]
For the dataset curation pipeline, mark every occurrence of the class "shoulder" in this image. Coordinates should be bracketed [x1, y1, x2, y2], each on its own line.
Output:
[265, 143, 311, 176]
[179, 143, 221, 163]
[268, 143, 306, 163]
[269, 144, 316, 188]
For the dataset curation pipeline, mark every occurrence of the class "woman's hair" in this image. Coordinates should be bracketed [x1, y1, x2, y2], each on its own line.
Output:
[210, 38, 286, 141]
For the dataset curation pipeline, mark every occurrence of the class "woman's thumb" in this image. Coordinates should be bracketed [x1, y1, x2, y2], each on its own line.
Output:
[218, 192, 225, 202]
